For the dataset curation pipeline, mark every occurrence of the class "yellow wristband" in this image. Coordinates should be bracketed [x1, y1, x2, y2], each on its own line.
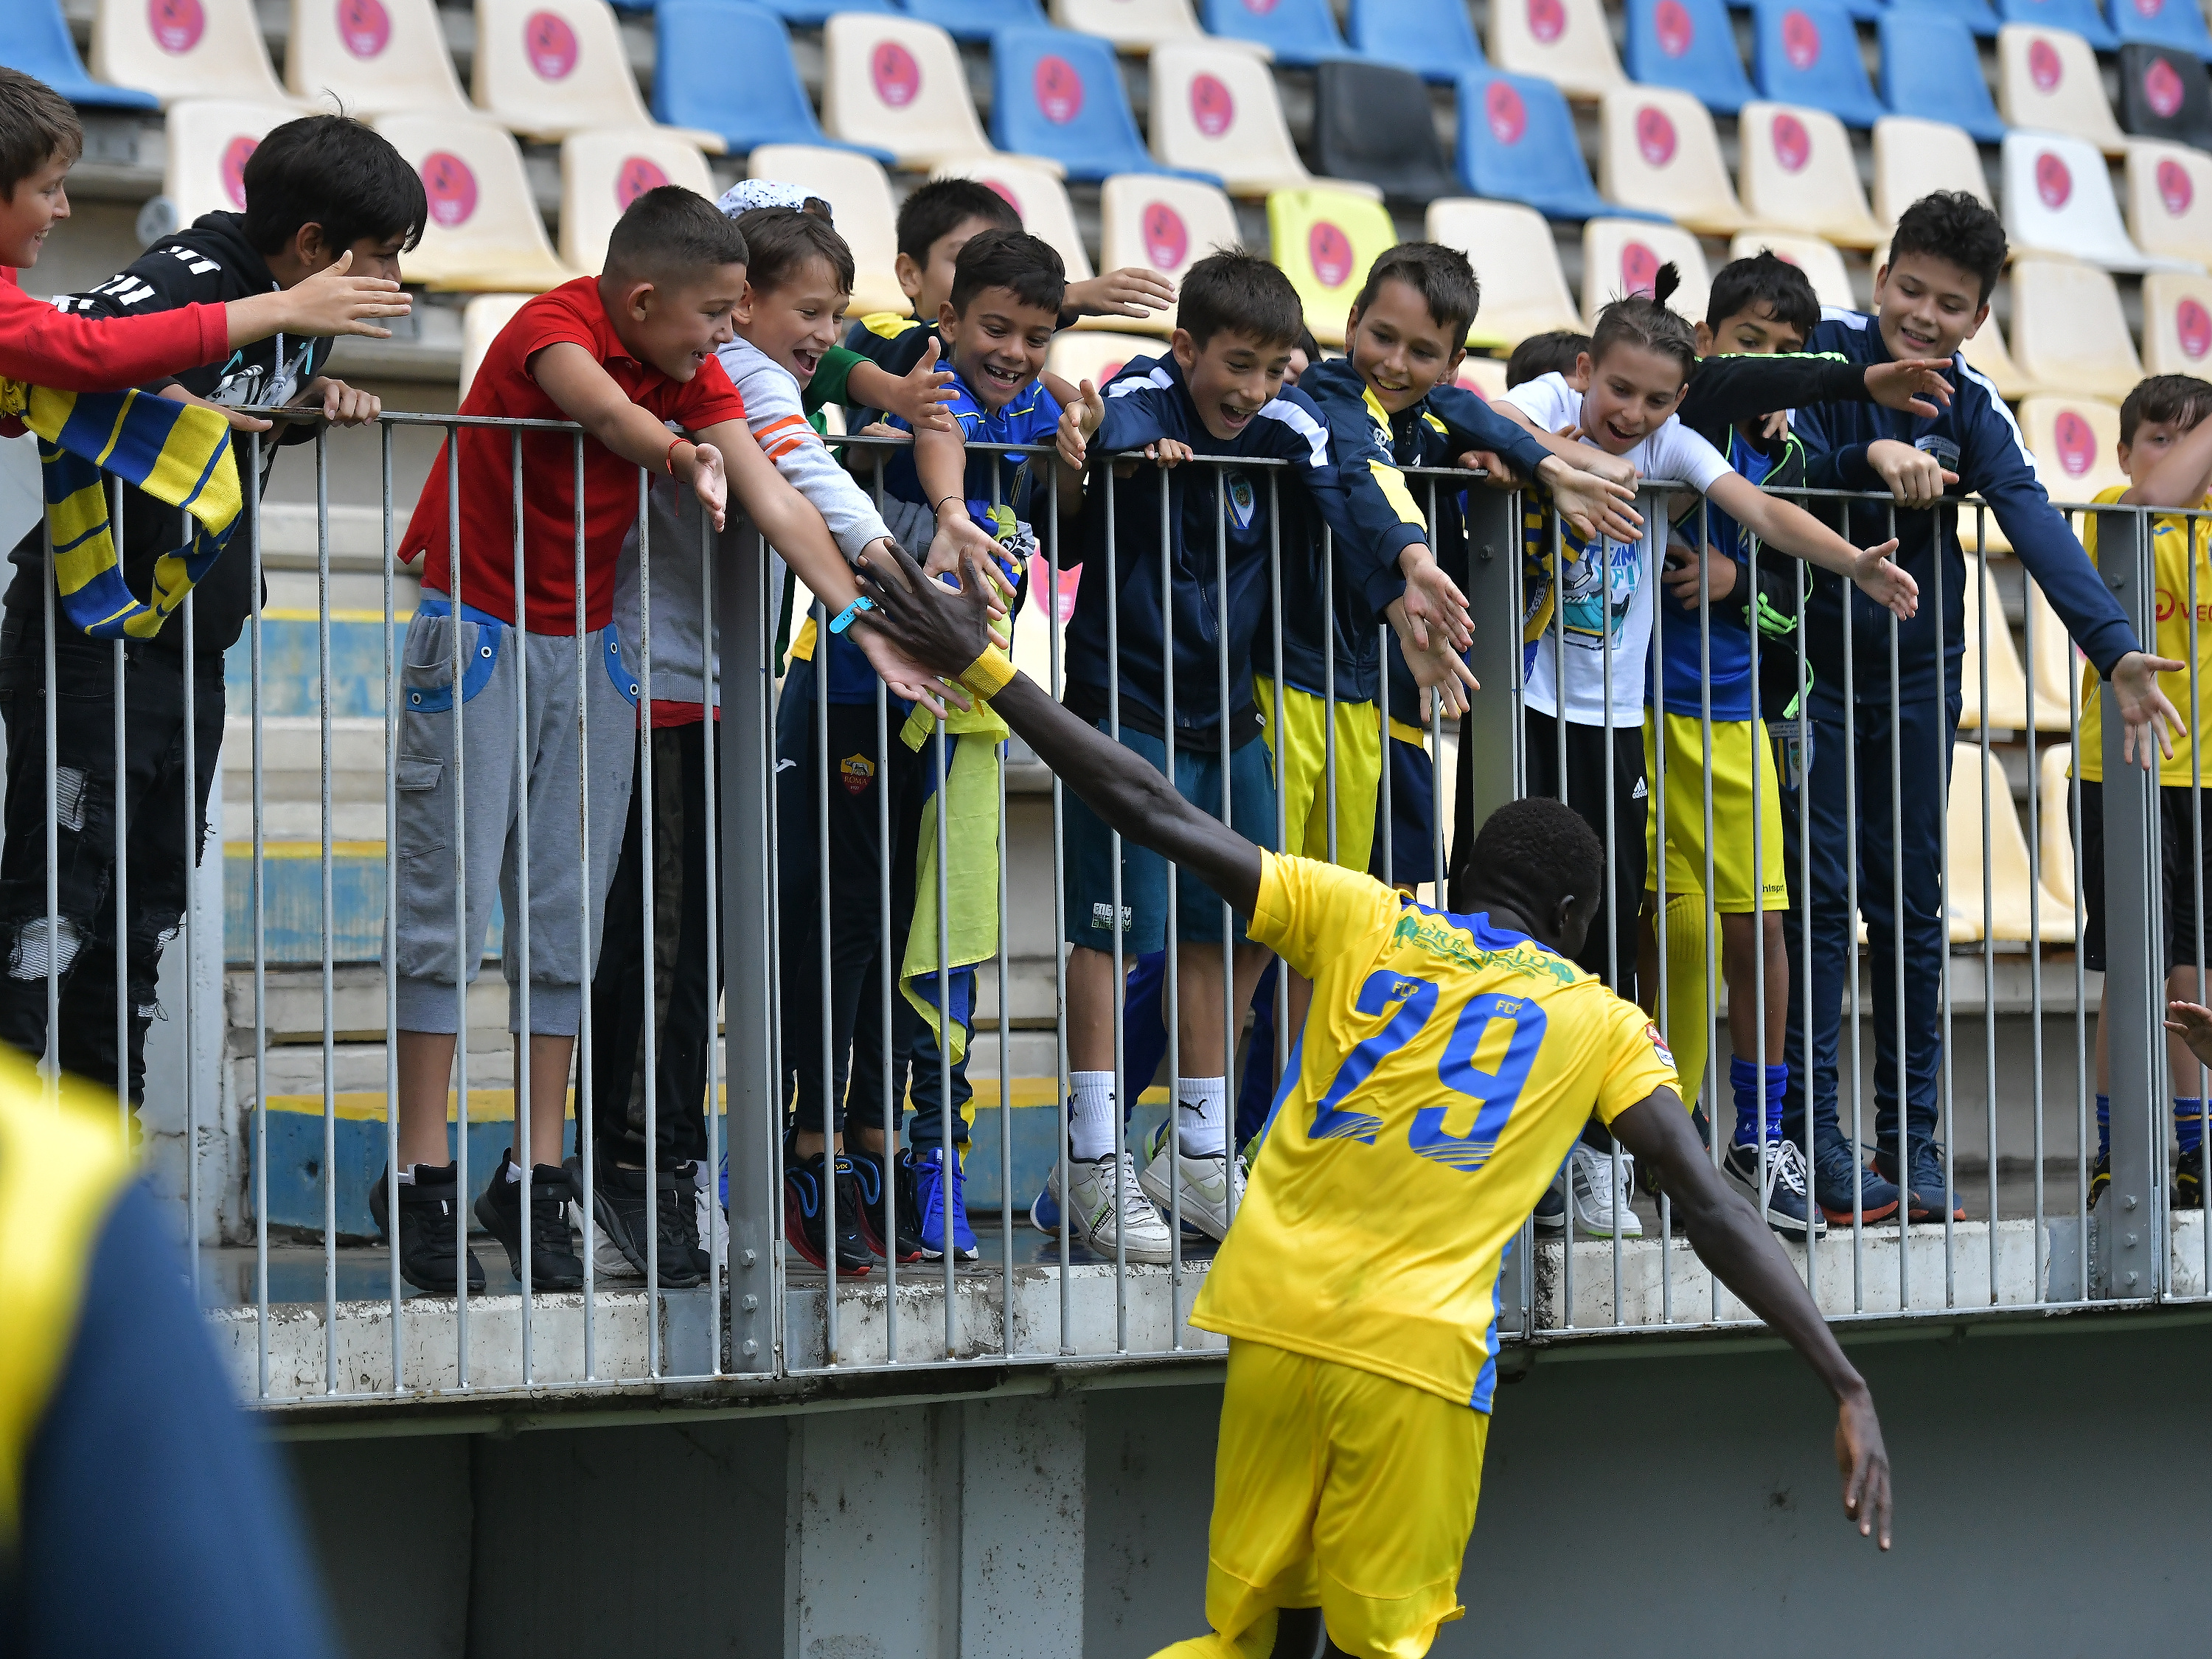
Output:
[956, 645, 1017, 699]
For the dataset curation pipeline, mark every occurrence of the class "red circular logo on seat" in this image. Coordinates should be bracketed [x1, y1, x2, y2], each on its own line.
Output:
[1486, 80, 1528, 143]
[1621, 240, 1660, 296]
[2029, 38, 2062, 91]
[1781, 7, 1820, 69]
[150, 0, 205, 53]
[2035, 149, 2071, 208]
[1035, 55, 1083, 124]
[1636, 105, 1677, 167]
[1190, 73, 1235, 136]
[525, 10, 577, 79]
[1142, 202, 1189, 269]
[2180, 296, 2212, 358]
[872, 41, 920, 107]
[337, 0, 390, 58]
[615, 156, 667, 209]
[1310, 221, 1353, 287]
[2161, 156, 2195, 215]
[1528, 0, 1566, 44]
[1242, 0, 1279, 10]
[421, 151, 479, 228]
[981, 176, 1023, 215]
[1655, 0, 1694, 56]
[2146, 55, 2186, 117]
[1772, 111, 1811, 172]
[2053, 409, 2096, 477]
[2138, 0, 2166, 16]
[220, 135, 256, 209]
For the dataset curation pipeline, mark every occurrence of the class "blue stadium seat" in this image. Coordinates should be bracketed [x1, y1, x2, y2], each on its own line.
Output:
[1997, 0, 2118, 49]
[1624, 0, 1756, 114]
[653, 1, 894, 161]
[1198, 0, 1369, 66]
[1752, 0, 1887, 127]
[1455, 69, 1668, 222]
[901, 0, 1048, 41]
[2109, 0, 2212, 57]
[1888, 0, 2002, 38]
[1346, 0, 1488, 82]
[1, 0, 156, 110]
[1881, 10, 2008, 139]
[990, 27, 1212, 181]
[747, 0, 896, 18]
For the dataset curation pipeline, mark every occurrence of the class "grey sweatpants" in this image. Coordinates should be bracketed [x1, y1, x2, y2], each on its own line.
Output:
[393, 605, 638, 1036]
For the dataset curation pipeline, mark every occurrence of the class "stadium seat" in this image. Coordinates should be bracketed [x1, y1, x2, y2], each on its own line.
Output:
[902, 0, 1048, 43]
[2127, 140, 2212, 265]
[4, 0, 156, 111]
[2021, 577, 2079, 732]
[1582, 218, 1713, 327]
[932, 160, 1096, 282]
[163, 100, 300, 229]
[1312, 60, 1461, 203]
[1597, 86, 1747, 234]
[1268, 187, 1397, 347]
[1455, 71, 1659, 223]
[2012, 257, 2143, 396]
[1871, 116, 1994, 226]
[1888, 0, 2000, 38]
[2003, 130, 2194, 272]
[2020, 397, 2130, 519]
[1093, 174, 1240, 335]
[559, 128, 715, 274]
[1960, 311, 2045, 401]
[750, 0, 895, 18]
[2036, 742, 2079, 919]
[1996, 0, 2117, 48]
[1727, 231, 1858, 308]
[1737, 102, 1888, 247]
[285, 0, 472, 117]
[1945, 741, 2047, 943]
[1489, 0, 1630, 100]
[992, 27, 1206, 183]
[1149, 42, 1383, 198]
[653, 1, 891, 161]
[1049, 0, 1214, 54]
[1047, 330, 1161, 392]
[375, 113, 577, 290]
[745, 143, 908, 317]
[1199, 0, 1370, 66]
[1427, 198, 1584, 347]
[822, 15, 1036, 174]
[1457, 355, 1512, 399]
[1348, 0, 1488, 83]
[1750, 0, 1885, 128]
[2142, 269, 2212, 372]
[473, 0, 724, 150]
[1879, 11, 2008, 143]
[1997, 24, 2129, 154]
[2117, 45, 2212, 148]
[1958, 554, 2031, 731]
[2111, 0, 2212, 53]
[93, 0, 299, 107]
[1624, 0, 1756, 115]
[459, 293, 532, 401]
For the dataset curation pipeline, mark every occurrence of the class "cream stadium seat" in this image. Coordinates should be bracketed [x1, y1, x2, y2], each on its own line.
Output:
[2000, 130, 2195, 274]
[1148, 41, 1381, 198]
[459, 293, 532, 401]
[1958, 552, 2031, 732]
[1945, 741, 2042, 944]
[1598, 86, 1746, 235]
[745, 144, 908, 319]
[1490, 0, 1629, 99]
[2124, 140, 2212, 268]
[1997, 24, 2128, 156]
[2008, 260, 2144, 401]
[1726, 231, 1857, 310]
[933, 160, 1096, 284]
[2022, 574, 2080, 733]
[1959, 312, 2043, 404]
[559, 128, 717, 275]
[2140, 271, 2212, 375]
[1736, 103, 1885, 248]
[1047, 330, 1162, 394]
[1871, 116, 1993, 229]
[473, 0, 725, 152]
[375, 114, 577, 291]
[1093, 175, 1242, 335]
[2037, 742, 2080, 927]
[285, 0, 473, 118]
[1457, 356, 1511, 400]
[1051, 0, 1233, 54]
[94, 0, 302, 108]
[1269, 187, 1398, 347]
[822, 13, 1048, 174]
[2019, 394, 2130, 509]
[1582, 218, 1712, 328]
[1427, 199, 1582, 349]
[162, 100, 301, 229]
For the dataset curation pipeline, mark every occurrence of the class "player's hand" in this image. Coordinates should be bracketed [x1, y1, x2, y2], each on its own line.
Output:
[1537, 456, 1642, 546]
[686, 441, 727, 532]
[854, 538, 998, 684]
[883, 337, 959, 434]
[1397, 549, 1472, 653]
[1057, 378, 1106, 471]
[1386, 596, 1476, 716]
[1067, 266, 1177, 319]
[2111, 650, 2186, 768]
[1555, 439, 1640, 494]
[1848, 538, 1918, 620]
[1663, 541, 1736, 610]
[276, 248, 411, 340]
[304, 375, 380, 426]
[1865, 358, 1956, 420]
[847, 610, 965, 720]
[1865, 438, 1956, 509]
[2166, 1000, 2212, 1069]
[1836, 1385, 1893, 1551]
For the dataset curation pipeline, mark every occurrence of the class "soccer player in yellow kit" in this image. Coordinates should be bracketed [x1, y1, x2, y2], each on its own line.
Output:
[847, 542, 1895, 1659]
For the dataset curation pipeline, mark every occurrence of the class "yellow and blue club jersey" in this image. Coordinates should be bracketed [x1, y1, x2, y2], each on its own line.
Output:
[1194, 853, 1679, 1412]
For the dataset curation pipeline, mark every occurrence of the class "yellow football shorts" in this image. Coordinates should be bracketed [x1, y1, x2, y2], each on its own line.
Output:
[1642, 710, 1789, 913]
[1149, 1338, 1489, 1659]
[1255, 677, 1381, 874]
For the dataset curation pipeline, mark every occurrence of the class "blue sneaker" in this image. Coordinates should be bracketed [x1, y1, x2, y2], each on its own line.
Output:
[1029, 1174, 1061, 1235]
[1875, 1141, 1964, 1222]
[1812, 1140, 1902, 1225]
[911, 1146, 978, 1261]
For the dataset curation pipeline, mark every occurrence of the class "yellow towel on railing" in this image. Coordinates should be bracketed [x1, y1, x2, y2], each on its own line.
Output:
[897, 698, 1008, 1065]
[3, 380, 241, 639]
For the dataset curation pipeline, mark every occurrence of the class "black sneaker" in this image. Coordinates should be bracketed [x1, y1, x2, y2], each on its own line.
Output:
[2177, 1150, 2206, 1211]
[851, 1146, 925, 1262]
[784, 1147, 873, 1275]
[1874, 1141, 1965, 1223]
[2090, 1147, 2110, 1209]
[674, 1161, 712, 1280]
[577, 1161, 703, 1287]
[369, 1161, 484, 1293]
[473, 1150, 585, 1290]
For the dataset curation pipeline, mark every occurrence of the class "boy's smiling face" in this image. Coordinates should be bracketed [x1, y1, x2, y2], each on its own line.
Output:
[739, 253, 849, 386]
[608, 263, 748, 381]
[1346, 276, 1465, 416]
[1577, 339, 1689, 454]
[936, 283, 1057, 411]
[1175, 327, 1295, 440]
[899, 213, 1008, 321]
[1873, 250, 1988, 366]
[0, 150, 72, 270]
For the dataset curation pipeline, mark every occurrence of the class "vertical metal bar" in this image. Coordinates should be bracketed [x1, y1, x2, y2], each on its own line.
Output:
[2023, 530, 2048, 1300]
[1105, 467, 1127, 1352]
[448, 427, 468, 1386]
[1844, 523, 1865, 1307]
[181, 587, 199, 1304]
[637, 470, 656, 1374]
[699, 498, 723, 1370]
[316, 430, 336, 1387]
[575, 434, 597, 1380]
[511, 431, 534, 1380]
[250, 432, 271, 1394]
[1269, 475, 1288, 1157]
[814, 596, 835, 1364]
[1551, 509, 1571, 1326]
[1216, 467, 1234, 1243]
[2193, 506, 2208, 1298]
[109, 486, 125, 1150]
[1603, 501, 1622, 1325]
[40, 524, 56, 1105]
[2070, 563, 2088, 1299]
[933, 715, 953, 1357]
[380, 423, 400, 1390]
[1159, 467, 1180, 1340]
[1323, 526, 1337, 867]
[1652, 496, 1672, 1321]
[1048, 462, 1071, 1352]
[1888, 566, 1908, 1313]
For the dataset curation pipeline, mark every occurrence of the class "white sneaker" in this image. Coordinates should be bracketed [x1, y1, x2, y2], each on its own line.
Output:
[1062, 1150, 1175, 1264]
[1136, 1121, 1248, 1241]
[1566, 1141, 1643, 1238]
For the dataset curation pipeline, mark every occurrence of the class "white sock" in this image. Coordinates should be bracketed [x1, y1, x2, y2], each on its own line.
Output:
[504, 1158, 524, 1184]
[396, 1165, 417, 1186]
[1070, 1071, 1118, 1162]
[1178, 1077, 1226, 1158]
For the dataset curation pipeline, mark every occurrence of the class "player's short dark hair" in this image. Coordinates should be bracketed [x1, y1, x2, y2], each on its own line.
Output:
[1505, 330, 1590, 388]
[1705, 250, 1819, 340]
[605, 185, 749, 284]
[2121, 373, 2212, 446]
[736, 204, 855, 298]
[948, 228, 1065, 317]
[895, 177, 1020, 263]
[1888, 189, 2007, 307]
[1178, 248, 1305, 352]
[0, 68, 82, 203]
[1590, 262, 1697, 381]
[1294, 325, 1320, 362]
[1352, 242, 1482, 343]
[243, 114, 426, 257]
[1450, 798, 1604, 920]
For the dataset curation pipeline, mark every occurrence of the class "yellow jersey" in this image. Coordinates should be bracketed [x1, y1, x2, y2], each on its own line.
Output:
[2076, 484, 2212, 786]
[1193, 853, 1678, 1412]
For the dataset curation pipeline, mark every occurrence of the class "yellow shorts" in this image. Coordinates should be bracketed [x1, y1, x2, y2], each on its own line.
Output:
[1150, 1339, 1489, 1659]
[1255, 678, 1381, 873]
[1642, 710, 1789, 912]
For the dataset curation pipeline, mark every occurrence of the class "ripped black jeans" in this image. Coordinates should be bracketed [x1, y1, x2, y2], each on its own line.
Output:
[0, 610, 223, 1104]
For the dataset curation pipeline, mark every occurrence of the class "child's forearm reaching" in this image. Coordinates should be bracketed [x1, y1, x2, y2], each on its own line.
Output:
[2169, 1002, 2212, 1072]
[1707, 471, 1918, 621]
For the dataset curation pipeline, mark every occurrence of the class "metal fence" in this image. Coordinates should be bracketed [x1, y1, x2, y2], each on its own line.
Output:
[17, 410, 2205, 1412]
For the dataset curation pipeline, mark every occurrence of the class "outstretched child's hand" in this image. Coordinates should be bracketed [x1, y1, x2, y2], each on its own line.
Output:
[1865, 438, 1957, 508]
[1865, 358, 1956, 420]
[305, 376, 380, 426]
[1848, 538, 1918, 619]
[1065, 266, 1177, 321]
[1385, 596, 1477, 717]
[1537, 457, 1643, 546]
[1397, 551, 1473, 653]
[923, 514, 1013, 627]
[687, 441, 728, 531]
[849, 617, 967, 720]
[1056, 378, 1106, 472]
[885, 338, 959, 434]
[2111, 651, 2186, 768]
[2168, 1001, 2212, 1070]
[277, 250, 411, 340]
[1459, 448, 1520, 488]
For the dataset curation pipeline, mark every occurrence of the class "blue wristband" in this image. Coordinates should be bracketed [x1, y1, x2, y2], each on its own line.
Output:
[827, 596, 874, 634]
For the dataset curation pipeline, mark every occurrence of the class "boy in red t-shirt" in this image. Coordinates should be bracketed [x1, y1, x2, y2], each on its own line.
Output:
[381, 186, 929, 1293]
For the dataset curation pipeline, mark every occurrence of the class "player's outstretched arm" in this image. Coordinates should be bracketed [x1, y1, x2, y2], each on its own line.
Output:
[1610, 1088, 1894, 1551]
[851, 540, 1264, 916]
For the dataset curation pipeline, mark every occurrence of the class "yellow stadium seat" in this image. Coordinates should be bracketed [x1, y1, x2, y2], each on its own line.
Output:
[1945, 741, 2045, 945]
[1147, 42, 1380, 199]
[1598, 86, 1746, 235]
[375, 113, 577, 291]
[2124, 140, 2212, 269]
[1996, 24, 2126, 156]
[2141, 270, 2212, 377]
[1736, 104, 1885, 249]
[1046, 330, 1163, 394]
[2021, 574, 2081, 734]
[1958, 552, 2030, 733]
[1726, 231, 1857, 310]
[1581, 218, 1712, 330]
[459, 293, 532, 402]
[162, 100, 301, 230]
[1268, 188, 1398, 348]
[933, 160, 1096, 285]
[1489, 0, 1628, 100]
[821, 14, 1041, 174]
[285, 0, 473, 118]
[745, 144, 908, 319]
[2038, 741, 2079, 922]
[1427, 199, 1582, 349]
[559, 128, 716, 276]
[1871, 116, 1992, 230]
[1093, 174, 1243, 336]
[1051, 0, 1221, 54]
[472, 0, 725, 153]
[1456, 356, 1511, 400]
[2019, 395, 2129, 513]
[94, 0, 302, 108]
[2008, 260, 2143, 403]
